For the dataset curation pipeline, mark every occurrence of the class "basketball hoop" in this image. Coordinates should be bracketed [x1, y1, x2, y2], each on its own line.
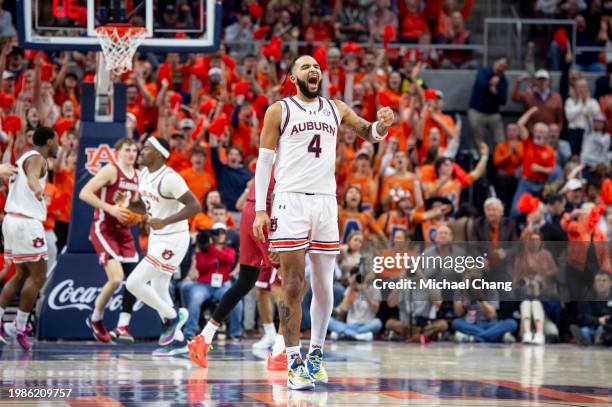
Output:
[95, 25, 147, 75]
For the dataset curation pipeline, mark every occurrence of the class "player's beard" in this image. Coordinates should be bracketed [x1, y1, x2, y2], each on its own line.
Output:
[296, 77, 322, 99]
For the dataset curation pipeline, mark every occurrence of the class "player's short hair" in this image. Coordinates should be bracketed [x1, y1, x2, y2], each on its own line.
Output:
[114, 137, 137, 151]
[33, 127, 55, 147]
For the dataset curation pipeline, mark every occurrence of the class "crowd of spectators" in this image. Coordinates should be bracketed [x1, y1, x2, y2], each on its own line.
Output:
[0, 1, 609, 346]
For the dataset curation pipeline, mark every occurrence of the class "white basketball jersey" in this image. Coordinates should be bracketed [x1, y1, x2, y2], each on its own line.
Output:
[139, 165, 189, 235]
[5, 150, 47, 221]
[274, 96, 340, 196]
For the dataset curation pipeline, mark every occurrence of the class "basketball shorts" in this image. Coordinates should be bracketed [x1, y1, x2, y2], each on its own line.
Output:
[255, 266, 282, 290]
[239, 201, 272, 269]
[269, 192, 340, 254]
[2, 214, 48, 264]
[89, 221, 138, 267]
[145, 231, 190, 274]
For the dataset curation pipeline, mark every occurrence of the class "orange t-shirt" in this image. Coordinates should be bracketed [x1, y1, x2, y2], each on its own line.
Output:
[378, 88, 403, 110]
[127, 101, 146, 134]
[421, 219, 444, 243]
[43, 182, 63, 231]
[521, 137, 556, 183]
[494, 140, 524, 177]
[423, 177, 474, 211]
[376, 210, 409, 240]
[54, 169, 75, 223]
[167, 150, 191, 173]
[381, 172, 417, 207]
[338, 207, 383, 243]
[179, 167, 216, 206]
[346, 173, 379, 212]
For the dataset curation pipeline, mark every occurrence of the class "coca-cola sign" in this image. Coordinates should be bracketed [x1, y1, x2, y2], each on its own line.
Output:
[47, 279, 143, 312]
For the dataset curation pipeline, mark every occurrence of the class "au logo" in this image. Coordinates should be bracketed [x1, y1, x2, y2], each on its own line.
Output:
[85, 144, 116, 175]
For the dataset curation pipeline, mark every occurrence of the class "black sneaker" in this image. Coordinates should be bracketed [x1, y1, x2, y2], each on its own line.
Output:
[570, 324, 592, 346]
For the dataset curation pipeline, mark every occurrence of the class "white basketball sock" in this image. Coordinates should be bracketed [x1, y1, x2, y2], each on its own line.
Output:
[309, 253, 336, 352]
[272, 334, 285, 357]
[200, 321, 218, 344]
[126, 261, 177, 320]
[286, 345, 301, 365]
[16, 310, 29, 332]
[263, 323, 276, 337]
[91, 309, 104, 322]
[118, 312, 131, 327]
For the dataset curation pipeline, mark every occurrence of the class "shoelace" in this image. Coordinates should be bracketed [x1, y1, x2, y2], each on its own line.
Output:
[308, 353, 322, 373]
[294, 362, 310, 378]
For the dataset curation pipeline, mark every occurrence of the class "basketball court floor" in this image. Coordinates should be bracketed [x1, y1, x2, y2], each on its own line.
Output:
[1, 340, 610, 406]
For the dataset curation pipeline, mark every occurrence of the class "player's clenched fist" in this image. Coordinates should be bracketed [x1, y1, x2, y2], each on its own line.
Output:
[377, 106, 395, 129]
[253, 211, 271, 243]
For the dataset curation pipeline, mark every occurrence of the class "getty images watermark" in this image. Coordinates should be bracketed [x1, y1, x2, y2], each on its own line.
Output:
[370, 252, 513, 292]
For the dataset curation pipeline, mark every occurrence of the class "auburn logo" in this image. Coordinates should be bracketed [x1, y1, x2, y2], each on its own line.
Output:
[162, 249, 174, 260]
[32, 237, 45, 248]
[270, 217, 278, 232]
[85, 144, 116, 175]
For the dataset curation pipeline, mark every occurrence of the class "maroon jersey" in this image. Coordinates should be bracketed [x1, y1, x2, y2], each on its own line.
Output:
[92, 163, 139, 229]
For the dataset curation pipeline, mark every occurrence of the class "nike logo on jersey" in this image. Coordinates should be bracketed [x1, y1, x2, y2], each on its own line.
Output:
[290, 122, 336, 136]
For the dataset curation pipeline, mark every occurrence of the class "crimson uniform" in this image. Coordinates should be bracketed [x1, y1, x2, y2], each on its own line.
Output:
[240, 176, 280, 289]
[89, 164, 139, 266]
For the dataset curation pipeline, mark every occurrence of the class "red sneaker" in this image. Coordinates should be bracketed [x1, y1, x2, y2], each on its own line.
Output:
[267, 351, 288, 371]
[188, 335, 211, 368]
[86, 317, 111, 343]
[110, 326, 135, 344]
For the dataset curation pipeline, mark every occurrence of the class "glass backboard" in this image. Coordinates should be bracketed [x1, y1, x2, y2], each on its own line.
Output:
[16, 0, 221, 52]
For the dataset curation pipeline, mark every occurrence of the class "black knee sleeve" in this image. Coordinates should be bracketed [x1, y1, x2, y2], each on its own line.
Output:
[211, 265, 259, 322]
[121, 262, 137, 313]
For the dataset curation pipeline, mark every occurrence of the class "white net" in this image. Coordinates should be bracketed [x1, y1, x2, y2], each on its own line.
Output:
[95, 26, 146, 75]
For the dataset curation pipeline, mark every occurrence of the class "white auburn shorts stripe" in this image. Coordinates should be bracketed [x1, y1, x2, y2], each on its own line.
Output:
[269, 192, 340, 254]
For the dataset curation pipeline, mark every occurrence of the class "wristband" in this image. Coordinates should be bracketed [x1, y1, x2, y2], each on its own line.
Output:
[371, 121, 386, 141]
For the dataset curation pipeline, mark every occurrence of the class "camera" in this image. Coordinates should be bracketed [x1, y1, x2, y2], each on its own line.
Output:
[350, 266, 364, 284]
[197, 228, 225, 252]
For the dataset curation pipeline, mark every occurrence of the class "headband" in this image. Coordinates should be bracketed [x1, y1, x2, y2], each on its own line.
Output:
[148, 137, 170, 159]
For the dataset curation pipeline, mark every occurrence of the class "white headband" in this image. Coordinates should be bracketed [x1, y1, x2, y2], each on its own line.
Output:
[148, 137, 170, 159]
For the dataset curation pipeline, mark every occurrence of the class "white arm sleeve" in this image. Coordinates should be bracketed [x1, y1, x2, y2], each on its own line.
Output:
[255, 148, 275, 212]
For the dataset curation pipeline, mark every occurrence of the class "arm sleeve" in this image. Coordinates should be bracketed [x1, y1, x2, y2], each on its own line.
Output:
[160, 172, 190, 199]
[255, 148, 275, 212]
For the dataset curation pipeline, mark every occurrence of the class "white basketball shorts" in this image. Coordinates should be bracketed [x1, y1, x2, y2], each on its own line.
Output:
[2, 214, 48, 263]
[269, 192, 340, 254]
[144, 231, 190, 274]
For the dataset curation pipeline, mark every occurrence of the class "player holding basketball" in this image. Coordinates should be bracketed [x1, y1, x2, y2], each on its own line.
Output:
[253, 55, 394, 390]
[0, 127, 58, 350]
[79, 137, 141, 343]
[187, 166, 291, 369]
[125, 137, 201, 356]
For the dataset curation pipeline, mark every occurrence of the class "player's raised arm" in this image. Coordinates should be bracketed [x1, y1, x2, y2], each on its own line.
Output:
[333, 99, 395, 144]
[253, 102, 282, 242]
[23, 154, 45, 201]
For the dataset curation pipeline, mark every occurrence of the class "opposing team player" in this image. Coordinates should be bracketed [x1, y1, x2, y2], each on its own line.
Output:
[253, 55, 394, 389]
[0, 127, 58, 350]
[79, 137, 141, 343]
[187, 163, 290, 369]
[125, 137, 201, 356]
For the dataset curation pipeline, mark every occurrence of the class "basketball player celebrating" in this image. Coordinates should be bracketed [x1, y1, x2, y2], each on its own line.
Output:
[253, 55, 394, 390]
[0, 127, 58, 350]
[125, 137, 201, 355]
[187, 165, 289, 369]
[79, 137, 140, 343]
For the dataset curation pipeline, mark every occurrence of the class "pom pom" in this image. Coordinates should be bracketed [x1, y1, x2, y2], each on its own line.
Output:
[169, 92, 182, 111]
[0, 93, 15, 111]
[383, 24, 396, 48]
[341, 42, 363, 54]
[54, 118, 74, 137]
[41, 63, 54, 82]
[253, 26, 271, 40]
[221, 54, 236, 71]
[313, 47, 328, 71]
[209, 114, 228, 136]
[424, 88, 437, 100]
[328, 83, 340, 98]
[2, 114, 22, 134]
[517, 193, 541, 214]
[601, 178, 612, 205]
[234, 81, 250, 96]
[553, 28, 570, 52]
[262, 36, 282, 62]
[199, 98, 217, 116]
[249, 3, 264, 19]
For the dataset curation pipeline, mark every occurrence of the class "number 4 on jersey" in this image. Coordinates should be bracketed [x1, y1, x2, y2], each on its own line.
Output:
[307, 134, 322, 158]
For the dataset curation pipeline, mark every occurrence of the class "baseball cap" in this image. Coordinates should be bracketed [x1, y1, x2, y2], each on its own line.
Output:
[2, 71, 15, 80]
[535, 69, 550, 80]
[562, 178, 584, 192]
[212, 222, 228, 231]
[179, 118, 195, 129]
[208, 67, 222, 77]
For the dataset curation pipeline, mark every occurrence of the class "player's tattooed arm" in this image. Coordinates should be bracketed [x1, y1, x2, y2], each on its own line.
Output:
[333, 99, 395, 143]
